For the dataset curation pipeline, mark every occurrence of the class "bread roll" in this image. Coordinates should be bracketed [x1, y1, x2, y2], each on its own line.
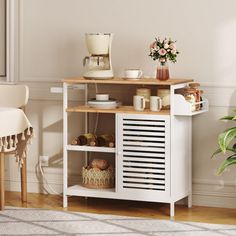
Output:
[90, 159, 109, 170]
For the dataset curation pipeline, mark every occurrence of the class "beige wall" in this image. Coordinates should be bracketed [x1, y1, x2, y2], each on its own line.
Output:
[6, 0, 236, 208]
[0, 0, 5, 76]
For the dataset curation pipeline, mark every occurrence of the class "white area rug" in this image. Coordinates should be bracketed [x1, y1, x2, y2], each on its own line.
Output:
[0, 207, 235, 235]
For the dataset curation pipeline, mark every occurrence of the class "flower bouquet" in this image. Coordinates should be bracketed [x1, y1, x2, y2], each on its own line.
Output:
[149, 37, 179, 80]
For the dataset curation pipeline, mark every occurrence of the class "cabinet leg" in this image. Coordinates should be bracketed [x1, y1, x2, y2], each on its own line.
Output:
[188, 194, 192, 208]
[63, 194, 68, 208]
[170, 202, 175, 218]
[0, 153, 4, 211]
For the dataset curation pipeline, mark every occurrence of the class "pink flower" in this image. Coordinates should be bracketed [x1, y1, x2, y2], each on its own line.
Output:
[171, 49, 177, 55]
[150, 41, 157, 50]
[158, 48, 167, 56]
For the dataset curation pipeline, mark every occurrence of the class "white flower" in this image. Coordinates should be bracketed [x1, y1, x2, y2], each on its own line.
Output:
[169, 43, 176, 50]
[164, 43, 169, 49]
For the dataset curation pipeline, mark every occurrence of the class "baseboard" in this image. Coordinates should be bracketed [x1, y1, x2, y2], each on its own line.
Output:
[4, 170, 80, 195]
[192, 179, 236, 208]
[5, 175, 236, 209]
[193, 194, 236, 209]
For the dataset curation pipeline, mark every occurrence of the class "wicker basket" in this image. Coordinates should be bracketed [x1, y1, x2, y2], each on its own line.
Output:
[82, 167, 115, 189]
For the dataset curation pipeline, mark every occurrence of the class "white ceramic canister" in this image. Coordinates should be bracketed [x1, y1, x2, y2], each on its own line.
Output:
[157, 89, 170, 110]
[150, 96, 162, 111]
[133, 95, 146, 111]
[136, 88, 151, 109]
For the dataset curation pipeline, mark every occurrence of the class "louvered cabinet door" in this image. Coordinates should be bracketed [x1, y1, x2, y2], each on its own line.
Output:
[116, 114, 170, 201]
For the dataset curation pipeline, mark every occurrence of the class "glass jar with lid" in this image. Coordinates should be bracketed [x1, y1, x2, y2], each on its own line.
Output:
[188, 83, 201, 111]
[183, 88, 197, 111]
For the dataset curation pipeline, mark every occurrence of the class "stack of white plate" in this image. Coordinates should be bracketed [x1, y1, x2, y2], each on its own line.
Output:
[87, 98, 118, 109]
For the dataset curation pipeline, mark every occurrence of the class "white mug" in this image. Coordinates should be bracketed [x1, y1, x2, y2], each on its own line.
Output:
[124, 69, 143, 79]
[133, 95, 146, 111]
[150, 96, 162, 111]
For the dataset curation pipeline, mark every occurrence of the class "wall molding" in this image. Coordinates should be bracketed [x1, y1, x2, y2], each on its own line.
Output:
[5, 170, 236, 208]
[1, 0, 18, 82]
[18, 80, 236, 108]
[201, 82, 236, 89]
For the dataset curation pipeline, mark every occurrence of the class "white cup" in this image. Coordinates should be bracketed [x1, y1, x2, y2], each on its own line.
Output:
[133, 95, 146, 111]
[124, 69, 143, 79]
[96, 94, 109, 101]
[150, 96, 162, 111]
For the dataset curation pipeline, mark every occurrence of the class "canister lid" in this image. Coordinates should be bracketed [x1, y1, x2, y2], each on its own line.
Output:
[136, 88, 151, 94]
[157, 89, 170, 94]
[137, 88, 151, 92]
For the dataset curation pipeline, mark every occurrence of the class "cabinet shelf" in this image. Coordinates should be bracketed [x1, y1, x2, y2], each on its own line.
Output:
[66, 184, 116, 198]
[67, 144, 115, 153]
[66, 105, 170, 115]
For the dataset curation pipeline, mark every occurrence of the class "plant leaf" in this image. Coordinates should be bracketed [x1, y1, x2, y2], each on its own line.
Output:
[218, 127, 236, 153]
[217, 155, 236, 175]
[211, 147, 235, 158]
[211, 148, 223, 158]
[220, 116, 234, 121]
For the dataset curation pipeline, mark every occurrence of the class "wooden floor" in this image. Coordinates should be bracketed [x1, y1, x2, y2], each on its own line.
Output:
[5, 191, 236, 225]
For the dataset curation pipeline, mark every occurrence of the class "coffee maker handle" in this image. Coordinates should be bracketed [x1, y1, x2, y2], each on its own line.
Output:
[83, 56, 90, 67]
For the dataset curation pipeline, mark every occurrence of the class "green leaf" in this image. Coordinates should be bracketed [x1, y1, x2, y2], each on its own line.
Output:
[218, 127, 236, 153]
[220, 116, 234, 120]
[211, 147, 235, 158]
[211, 148, 222, 158]
[217, 155, 236, 175]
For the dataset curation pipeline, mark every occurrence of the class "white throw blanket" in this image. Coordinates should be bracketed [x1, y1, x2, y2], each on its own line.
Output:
[0, 107, 33, 165]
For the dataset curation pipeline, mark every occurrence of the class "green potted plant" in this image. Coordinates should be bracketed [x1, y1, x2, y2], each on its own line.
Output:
[212, 110, 236, 175]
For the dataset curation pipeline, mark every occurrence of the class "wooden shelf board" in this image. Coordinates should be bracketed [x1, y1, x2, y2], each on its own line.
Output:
[67, 145, 115, 153]
[62, 77, 193, 85]
[66, 105, 170, 115]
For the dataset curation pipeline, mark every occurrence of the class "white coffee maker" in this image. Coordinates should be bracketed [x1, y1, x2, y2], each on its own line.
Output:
[83, 33, 114, 79]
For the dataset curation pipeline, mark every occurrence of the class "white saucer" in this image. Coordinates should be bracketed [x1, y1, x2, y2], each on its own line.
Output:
[88, 99, 118, 109]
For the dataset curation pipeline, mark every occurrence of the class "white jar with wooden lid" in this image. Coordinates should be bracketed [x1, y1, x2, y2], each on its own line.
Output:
[157, 89, 170, 110]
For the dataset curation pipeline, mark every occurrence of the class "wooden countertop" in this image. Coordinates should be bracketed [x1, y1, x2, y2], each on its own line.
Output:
[66, 105, 170, 115]
[62, 77, 193, 85]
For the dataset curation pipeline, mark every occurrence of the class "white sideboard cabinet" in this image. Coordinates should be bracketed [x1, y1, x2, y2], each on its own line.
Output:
[62, 77, 208, 217]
